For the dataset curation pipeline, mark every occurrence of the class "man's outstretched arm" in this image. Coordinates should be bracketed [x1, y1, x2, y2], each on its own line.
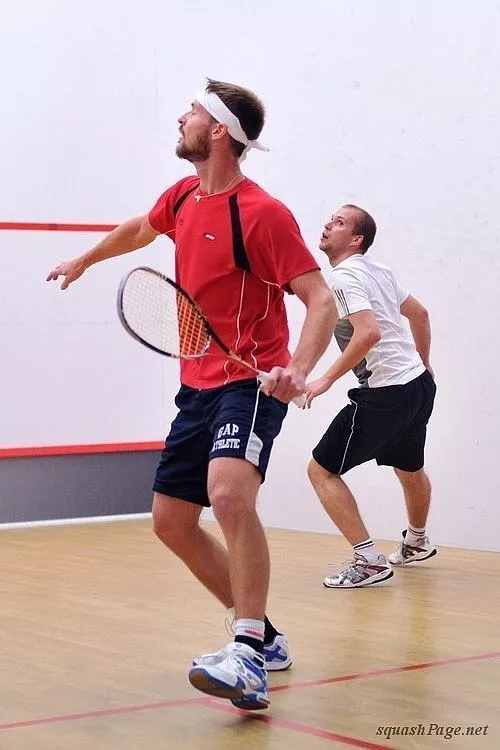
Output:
[46, 214, 159, 289]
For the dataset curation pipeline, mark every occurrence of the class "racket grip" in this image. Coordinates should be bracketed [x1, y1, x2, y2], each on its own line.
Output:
[258, 372, 307, 409]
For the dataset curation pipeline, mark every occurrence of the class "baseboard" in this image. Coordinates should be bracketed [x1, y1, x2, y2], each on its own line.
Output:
[0, 512, 152, 531]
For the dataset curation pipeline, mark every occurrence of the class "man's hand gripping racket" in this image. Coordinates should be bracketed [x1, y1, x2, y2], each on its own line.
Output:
[117, 267, 307, 408]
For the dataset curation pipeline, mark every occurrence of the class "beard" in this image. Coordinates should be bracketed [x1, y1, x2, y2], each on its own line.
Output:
[175, 128, 211, 163]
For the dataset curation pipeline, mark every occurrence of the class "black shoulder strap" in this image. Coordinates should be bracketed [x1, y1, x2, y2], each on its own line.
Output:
[173, 186, 198, 217]
[229, 193, 251, 272]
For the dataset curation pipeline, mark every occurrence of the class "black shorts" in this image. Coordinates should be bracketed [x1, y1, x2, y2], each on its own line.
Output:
[153, 379, 288, 507]
[312, 370, 436, 475]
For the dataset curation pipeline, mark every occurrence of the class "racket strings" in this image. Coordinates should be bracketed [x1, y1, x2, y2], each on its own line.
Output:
[121, 269, 209, 357]
[176, 292, 209, 357]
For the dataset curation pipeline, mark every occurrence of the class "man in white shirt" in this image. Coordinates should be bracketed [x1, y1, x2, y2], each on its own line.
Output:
[305, 205, 437, 588]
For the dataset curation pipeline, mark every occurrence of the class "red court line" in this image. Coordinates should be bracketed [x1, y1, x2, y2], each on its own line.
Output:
[1, 651, 498, 734]
[0, 441, 164, 459]
[0, 697, 206, 731]
[201, 698, 392, 749]
[0, 221, 117, 232]
[269, 651, 500, 693]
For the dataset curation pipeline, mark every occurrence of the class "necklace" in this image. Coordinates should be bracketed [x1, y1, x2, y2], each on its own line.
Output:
[194, 174, 244, 202]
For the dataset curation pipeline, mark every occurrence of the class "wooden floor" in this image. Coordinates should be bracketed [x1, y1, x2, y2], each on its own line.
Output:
[1, 520, 499, 750]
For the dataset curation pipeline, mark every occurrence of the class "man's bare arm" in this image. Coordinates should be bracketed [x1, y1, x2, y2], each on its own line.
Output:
[400, 295, 432, 373]
[304, 309, 380, 406]
[261, 270, 336, 403]
[46, 214, 159, 290]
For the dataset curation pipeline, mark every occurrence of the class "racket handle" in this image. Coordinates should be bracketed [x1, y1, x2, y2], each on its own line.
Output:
[292, 392, 307, 409]
[258, 371, 307, 409]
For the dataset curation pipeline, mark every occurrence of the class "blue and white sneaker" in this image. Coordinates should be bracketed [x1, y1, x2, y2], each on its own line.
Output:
[263, 632, 292, 671]
[192, 632, 292, 672]
[189, 642, 269, 710]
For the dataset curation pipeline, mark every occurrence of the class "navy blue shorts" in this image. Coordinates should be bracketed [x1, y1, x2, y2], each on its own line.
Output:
[153, 378, 288, 507]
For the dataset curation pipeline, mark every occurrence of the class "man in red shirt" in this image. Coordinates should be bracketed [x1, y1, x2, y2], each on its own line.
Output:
[47, 78, 335, 710]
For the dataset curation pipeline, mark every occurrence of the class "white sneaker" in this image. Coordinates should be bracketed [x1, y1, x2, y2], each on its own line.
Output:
[189, 642, 269, 710]
[388, 530, 437, 566]
[192, 632, 292, 672]
[323, 553, 394, 588]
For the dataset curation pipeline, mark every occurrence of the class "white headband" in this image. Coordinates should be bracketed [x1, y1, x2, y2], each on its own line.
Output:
[195, 87, 269, 162]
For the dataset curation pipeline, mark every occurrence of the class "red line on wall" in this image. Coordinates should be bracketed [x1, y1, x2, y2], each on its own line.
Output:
[0, 441, 164, 459]
[0, 222, 161, 460]
[1, 221, 160, 459]
[0, 221, 117, 232]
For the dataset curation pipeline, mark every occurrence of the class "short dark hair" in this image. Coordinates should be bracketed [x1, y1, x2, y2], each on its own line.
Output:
[343, 204, 377, 252]
[206, 78, 265, 158]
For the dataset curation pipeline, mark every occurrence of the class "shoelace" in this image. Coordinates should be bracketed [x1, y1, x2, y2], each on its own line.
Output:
[224, 609, 236, 636]
[229, 647, 265, 673]
[327, 557, 359, 571]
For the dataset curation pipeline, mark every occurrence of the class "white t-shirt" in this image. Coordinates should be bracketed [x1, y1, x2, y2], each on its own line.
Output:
[329, 254, 425, 388]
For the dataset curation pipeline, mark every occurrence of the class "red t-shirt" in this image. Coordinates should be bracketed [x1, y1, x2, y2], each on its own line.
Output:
[149, 176, 319, 389]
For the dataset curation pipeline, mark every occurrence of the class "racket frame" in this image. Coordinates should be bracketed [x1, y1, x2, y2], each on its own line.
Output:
[117, 266, 306, 407]
[117, 266, 213, 360]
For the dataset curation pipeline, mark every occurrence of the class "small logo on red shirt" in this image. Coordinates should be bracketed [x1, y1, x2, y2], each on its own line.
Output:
[203, 233, 216, 241]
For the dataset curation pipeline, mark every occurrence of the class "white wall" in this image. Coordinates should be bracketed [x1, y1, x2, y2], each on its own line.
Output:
[1, 0, 499, 549]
